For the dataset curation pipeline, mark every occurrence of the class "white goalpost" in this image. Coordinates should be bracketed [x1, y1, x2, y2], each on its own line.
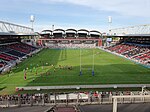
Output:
[79, 48, 95, 76]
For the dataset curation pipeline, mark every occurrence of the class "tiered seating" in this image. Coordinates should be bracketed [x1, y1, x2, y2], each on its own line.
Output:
[117, 45, 135, 54]
[6, 50, 26, 57]
[0, 45, 11, 52]
[0, 42, 36, 58]
[0, 54, 12, 61]
[0, 61, 7, 68]
[134, 52, 150, 63]
[0, 42, 37, 72]
[8, 43, 36, 54]
[49, 43, 96, 48]
[106, 43, 150, 65]
[0, 53, 18, 60]
[123, 47, 149, 57]
[107, 44, 136, 54]
[22, 43, 36, 51]
[0, 60, 8, 73]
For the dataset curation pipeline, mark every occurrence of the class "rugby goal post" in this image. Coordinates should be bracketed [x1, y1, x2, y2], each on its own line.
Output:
[79, 48, 95, 76]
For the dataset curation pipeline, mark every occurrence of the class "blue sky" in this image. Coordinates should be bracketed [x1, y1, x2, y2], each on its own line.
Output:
[0, 0, 150, 32]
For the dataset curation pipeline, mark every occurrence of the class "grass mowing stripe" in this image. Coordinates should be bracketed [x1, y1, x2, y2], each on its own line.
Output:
[0, 48, 150, 94]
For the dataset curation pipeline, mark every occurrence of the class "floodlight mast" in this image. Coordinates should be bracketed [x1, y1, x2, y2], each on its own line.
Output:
[30, 15, 35, 31]
[79, 48, 95, 76]
[52, 25, 54, 31]
[108, 16, 112, 35]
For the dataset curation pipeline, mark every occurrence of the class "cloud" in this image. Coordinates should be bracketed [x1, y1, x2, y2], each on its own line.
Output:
[42, 0, 150, 17]
[2, 0, 150, 19]
[1, 0, 150, 32]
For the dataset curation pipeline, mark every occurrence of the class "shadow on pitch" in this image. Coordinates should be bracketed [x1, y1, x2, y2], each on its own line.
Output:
[0, 86, 6, 91]
[11, 48, 61, 73]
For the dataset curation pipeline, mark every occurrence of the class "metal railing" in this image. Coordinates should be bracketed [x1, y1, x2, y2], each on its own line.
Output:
[0, 91, 150, 108]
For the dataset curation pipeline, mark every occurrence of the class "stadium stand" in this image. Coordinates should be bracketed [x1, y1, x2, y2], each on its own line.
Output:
[6, 50, 26, 57]
[0, 20, 149, 112]
[38, 29, 102, 48]
[106, 43, 150, 65]
[0, 42, 37, 73]
[105, 35, 150, 66]
[0, 61, 7, 72]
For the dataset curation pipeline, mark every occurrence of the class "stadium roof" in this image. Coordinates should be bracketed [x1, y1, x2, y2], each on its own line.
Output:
[0, 32, 16, 36]
[106, 34, 150, 37]
[124, 34, 150, 37]
[0, 21, 34, 36]
[78, 29, 89, 32]
[17, 33, 38, 36]
[90, 30, 101, 34]
[42, 30, 52, 32]
[53, 29, 65, 32]
[66, 29, 77, 32]
[41, 30, 52, 35]
[0, 32, 38, 36]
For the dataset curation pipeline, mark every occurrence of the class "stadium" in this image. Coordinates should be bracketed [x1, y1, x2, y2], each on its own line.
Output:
[0, 1, 150, 112]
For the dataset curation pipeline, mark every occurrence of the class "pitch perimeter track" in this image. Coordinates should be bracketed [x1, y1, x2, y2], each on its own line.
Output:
[16, 84, 150, 90]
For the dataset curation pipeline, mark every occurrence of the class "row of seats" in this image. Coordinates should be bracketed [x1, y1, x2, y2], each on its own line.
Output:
[106, 43, 150, 65]
[0, 42, 37, 71]
[6, 50, 26, 57]
[133, 52, 150, 64]
[0, 46, 11, 52]
[123, 47, 149, 57]
[107, 44, 136, 54]
[46, 44, 96, 49]
[0, 61, 7, 68]
[0, 53, 18, 61]
[8, 43, 36, 54]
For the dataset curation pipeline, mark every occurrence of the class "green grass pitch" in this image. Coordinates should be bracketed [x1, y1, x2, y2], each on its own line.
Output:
[0, 48, 150, 94]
